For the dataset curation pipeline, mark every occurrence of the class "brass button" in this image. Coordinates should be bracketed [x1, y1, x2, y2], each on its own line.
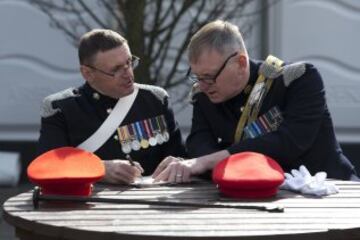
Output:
[93, 92, 100, 100]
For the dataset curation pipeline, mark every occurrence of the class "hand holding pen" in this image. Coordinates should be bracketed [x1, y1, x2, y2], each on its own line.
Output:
[116, 128, 144, 181]
[125, 154, 144, 180]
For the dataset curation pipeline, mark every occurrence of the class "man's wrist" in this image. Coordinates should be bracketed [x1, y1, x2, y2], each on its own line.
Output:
[195, 150, 231, 173]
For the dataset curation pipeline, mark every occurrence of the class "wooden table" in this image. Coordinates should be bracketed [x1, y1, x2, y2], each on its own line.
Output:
[3, 180, 360, 240]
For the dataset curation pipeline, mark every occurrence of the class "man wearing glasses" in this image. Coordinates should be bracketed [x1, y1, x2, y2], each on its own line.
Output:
[153, 20, 359, 183]
[38, 29, 186, 184]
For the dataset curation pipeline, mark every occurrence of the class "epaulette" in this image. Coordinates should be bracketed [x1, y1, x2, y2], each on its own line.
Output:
[136, 83, 168, 103]
[282, 62, 306, 87]
[188, 83, 201, 103]
[259, 56, 306, 87]
[40, 88, 78, 118]
[258, 56, 284, 79]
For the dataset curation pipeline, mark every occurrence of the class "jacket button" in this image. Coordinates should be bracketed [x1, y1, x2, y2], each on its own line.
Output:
[92, 92, 100, 100]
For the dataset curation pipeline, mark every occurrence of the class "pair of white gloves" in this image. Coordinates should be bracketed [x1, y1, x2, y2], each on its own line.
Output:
[280, 165, 338, 196]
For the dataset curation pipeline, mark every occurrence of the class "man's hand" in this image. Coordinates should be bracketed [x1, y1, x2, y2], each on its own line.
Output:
[152, 156, 207, 183]
[152, 150, 231, 183]
[102, 160, 144, 184]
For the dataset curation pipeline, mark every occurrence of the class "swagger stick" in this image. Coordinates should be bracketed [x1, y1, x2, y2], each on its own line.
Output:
[32, 187, 283, 213]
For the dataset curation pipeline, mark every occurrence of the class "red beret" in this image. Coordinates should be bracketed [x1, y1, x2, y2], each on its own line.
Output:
[212, 152, 284, 198]
[27, 147, 105, 196]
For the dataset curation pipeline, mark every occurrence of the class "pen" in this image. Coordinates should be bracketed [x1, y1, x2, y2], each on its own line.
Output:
[126, 155, 143, 181]
[125, 154, 136, 166]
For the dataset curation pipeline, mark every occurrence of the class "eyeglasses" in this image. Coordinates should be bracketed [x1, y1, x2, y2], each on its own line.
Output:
[84, 55, 140, 78]
[187, 51, 238, 85]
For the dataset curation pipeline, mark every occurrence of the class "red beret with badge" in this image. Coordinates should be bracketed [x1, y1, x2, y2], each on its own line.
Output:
[27, 147, 105, 196]
[212, 152, 284, 198]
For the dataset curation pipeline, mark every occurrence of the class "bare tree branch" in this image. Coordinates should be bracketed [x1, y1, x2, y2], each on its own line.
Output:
[28, 0, 263, 105]
[101, 0, 125, 32]
[78, 0, 108, 28]
[145, 0, 164, 59]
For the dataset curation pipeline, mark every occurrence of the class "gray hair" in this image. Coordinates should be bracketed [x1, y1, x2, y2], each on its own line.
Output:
[188, 20, 247, 63]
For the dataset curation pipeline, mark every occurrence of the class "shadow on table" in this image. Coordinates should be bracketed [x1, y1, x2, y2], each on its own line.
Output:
[1, 183, 34, 240]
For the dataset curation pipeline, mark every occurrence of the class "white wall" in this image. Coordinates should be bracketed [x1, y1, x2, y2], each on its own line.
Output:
[0, 0, 83, 141]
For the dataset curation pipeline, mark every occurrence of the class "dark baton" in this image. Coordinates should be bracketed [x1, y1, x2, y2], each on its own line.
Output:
[32, 187, 284, 213]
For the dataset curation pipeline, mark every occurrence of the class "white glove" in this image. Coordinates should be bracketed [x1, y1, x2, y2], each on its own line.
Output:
[280, 165, 338, 196]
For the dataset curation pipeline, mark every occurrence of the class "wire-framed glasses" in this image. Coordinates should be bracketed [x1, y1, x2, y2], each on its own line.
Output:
[84, 55, 140, 78]
[187, 52, 238, 85]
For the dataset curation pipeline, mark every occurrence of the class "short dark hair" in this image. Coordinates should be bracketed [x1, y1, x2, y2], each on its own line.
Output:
[78, 29, 127, 65]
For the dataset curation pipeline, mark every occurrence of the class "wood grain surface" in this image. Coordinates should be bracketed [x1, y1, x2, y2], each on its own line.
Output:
[3, 180, 360, 240]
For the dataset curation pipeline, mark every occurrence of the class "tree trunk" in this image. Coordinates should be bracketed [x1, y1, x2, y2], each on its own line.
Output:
[119, 0, 152, 85]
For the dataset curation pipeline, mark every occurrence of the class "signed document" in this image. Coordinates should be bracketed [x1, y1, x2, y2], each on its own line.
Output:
[131, 176, 201, 188]
[131, 176, 167, 187]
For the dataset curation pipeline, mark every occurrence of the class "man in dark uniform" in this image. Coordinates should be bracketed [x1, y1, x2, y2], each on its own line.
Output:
[153, 20, 359, 182]
[38, 29, 186, 184]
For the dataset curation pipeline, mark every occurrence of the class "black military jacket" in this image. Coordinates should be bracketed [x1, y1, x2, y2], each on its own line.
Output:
[38, 83, 186, 176]
[187, 59, 358, 180]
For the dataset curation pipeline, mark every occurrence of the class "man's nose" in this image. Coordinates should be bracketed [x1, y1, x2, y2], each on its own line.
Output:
[198, 81, 211, 91]
[119, 65, 133, 77]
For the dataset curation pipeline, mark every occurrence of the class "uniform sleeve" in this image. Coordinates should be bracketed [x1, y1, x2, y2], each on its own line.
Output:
[37, 111, 70, 155]
[161, 97, 187, 158]
[186, 97, 222, 157]
[227, 64, 326, 166]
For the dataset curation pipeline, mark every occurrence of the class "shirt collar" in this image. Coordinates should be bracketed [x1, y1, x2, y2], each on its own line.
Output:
[82, 83, 118, 105]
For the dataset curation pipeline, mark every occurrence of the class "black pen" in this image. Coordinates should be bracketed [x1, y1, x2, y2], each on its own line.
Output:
[125, 154, 135, 166]
[126, 154, 143, 181]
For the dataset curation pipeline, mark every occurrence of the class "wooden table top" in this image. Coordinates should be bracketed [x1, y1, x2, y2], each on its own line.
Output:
[3, 180, 360, 240]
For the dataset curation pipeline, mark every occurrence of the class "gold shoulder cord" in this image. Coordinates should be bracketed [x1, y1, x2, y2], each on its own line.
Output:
[234, 55, 284, 143]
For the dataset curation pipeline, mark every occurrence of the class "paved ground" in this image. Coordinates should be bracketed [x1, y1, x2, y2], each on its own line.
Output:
[1, 184, 33, 240]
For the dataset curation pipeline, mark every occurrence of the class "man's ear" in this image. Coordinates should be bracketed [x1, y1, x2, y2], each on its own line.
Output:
[80, 65, 93, 84]
[237, 54, 248, 70]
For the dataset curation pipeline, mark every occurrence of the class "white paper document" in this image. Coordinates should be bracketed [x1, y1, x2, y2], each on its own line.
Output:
[131, 176, 167, 187]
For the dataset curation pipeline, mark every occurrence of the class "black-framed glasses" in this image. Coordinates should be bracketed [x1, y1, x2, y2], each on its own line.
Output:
[84, 55, 140, 78]
[187, 51, 238, 85]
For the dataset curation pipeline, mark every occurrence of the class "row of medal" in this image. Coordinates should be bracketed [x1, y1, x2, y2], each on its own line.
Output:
[116, 115, 169, 154]
[243, 106, 284, 140]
